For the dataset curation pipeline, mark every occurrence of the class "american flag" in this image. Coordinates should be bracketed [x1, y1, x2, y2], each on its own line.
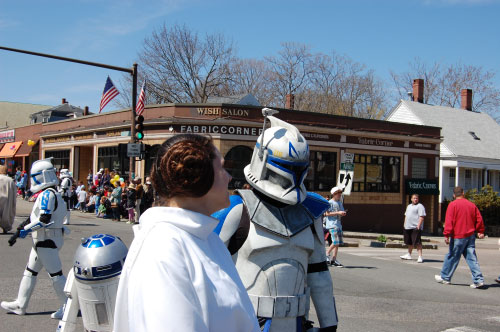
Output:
[136, 79, 146, 116]
[99, 76, 120, 113]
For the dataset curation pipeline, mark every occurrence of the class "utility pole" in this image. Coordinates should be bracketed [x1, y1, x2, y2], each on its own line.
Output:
[0, 45, 138, 181]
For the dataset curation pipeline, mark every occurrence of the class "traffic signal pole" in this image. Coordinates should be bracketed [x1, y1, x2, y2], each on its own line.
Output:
[130, 63, 138, 181]
[0, 45, 138, 182]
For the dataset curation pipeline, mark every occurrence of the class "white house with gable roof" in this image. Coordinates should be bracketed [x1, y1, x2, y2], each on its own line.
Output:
[387, 79, 500, 202]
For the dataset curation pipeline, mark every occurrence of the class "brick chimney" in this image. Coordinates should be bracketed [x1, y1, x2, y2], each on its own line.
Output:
[62, 98, 67, 104]
[461, 89, 472, 111]
[412, 79, 424, 103]
[84, 106, 89, 116]
[285, 94, 295, 109]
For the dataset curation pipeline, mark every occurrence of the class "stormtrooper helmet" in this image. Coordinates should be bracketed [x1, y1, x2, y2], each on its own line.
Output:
[244, 115, 309, 205]
[30, 158, 59, 193]
[59, 168, 71, 179]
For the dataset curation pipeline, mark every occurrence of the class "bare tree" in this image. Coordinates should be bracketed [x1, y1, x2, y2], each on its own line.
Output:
[221, 59, 275, 106]
[265, 42, 313, 108]
[303, 52, 386, 119]
[118, 24, 236, 107]
[391, 58, 500, 120]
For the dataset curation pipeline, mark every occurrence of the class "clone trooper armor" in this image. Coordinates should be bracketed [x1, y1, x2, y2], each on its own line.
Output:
[215, 109, 338, 331]
[58, 169, 72, 225]
[1, 159, 68, 319]
[57, 234, 128, 332]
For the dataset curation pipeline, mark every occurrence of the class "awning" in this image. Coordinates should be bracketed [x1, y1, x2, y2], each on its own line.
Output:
[15, 140, 38, 157]
[0, 141, 23, 158]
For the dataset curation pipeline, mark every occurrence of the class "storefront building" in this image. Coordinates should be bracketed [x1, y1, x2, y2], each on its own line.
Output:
[0, 124, 42, 175]
[388, 81, 500, 207]
[23, 103, 441, 234]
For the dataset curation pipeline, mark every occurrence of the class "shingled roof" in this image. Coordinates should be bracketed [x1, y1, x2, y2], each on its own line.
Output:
[387, 100, 500, 160]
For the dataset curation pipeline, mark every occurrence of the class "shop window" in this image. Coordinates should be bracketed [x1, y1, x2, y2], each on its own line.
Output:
[144, 144, 162, 177]
[411, 158, 428, 179]
[98, 146, 129, 177]
[224, 145, 253, 190]
[45, 150, 70, 171]
[352, 154, 400, 192]
[303, 151, 337, 192]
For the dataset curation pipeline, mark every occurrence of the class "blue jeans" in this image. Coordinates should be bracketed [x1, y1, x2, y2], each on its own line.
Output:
[440, 235, 484, 284]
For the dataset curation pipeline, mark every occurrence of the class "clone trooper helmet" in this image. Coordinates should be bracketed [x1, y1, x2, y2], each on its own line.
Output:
[30, 158, 59, 193]
[244, 113, 309, 205]
[60, 168, 71, 179]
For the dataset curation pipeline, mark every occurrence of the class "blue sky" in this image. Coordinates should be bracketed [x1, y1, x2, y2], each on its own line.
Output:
[1, 0, 499, 113]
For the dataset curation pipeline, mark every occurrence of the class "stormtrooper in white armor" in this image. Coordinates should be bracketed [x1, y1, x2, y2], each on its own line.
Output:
[56, 234, 128, 332]
[1, 158, 68, 319]
[214, 108, 338, 331]
[58, 169, 72, 225]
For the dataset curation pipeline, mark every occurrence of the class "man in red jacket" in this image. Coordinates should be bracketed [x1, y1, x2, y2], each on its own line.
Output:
[435, 186, 485, 288]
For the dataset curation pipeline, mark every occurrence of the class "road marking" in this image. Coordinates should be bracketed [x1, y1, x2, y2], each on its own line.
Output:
[441, 327, 488, 332]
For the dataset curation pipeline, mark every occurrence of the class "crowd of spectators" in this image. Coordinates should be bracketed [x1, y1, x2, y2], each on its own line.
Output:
[62, 168, 155, 223]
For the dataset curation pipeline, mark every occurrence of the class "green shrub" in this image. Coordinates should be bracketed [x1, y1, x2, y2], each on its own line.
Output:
[465, 185, 500, 209]
[376, 235, 387, 243]
[460, 186, 500, 226]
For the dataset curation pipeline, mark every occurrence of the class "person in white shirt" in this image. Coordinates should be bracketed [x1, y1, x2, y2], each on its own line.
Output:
[114, 134, 259, 332]
[400, 194, 426, 263]
[77, 186, 87, 212]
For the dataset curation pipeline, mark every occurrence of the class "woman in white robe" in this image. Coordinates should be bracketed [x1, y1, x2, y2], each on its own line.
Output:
[114, 134, 259, 332]
[0, 165, 16, 233]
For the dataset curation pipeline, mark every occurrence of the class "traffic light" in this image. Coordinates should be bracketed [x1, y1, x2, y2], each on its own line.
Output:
[135, 114, 144, 140]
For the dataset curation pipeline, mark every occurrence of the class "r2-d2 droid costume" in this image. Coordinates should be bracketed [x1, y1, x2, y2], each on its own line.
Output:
[214, 109, 338, 331]
[57, 234, 128, 332]
[1, 159, 68, 319]
[59, 169, 73, 225]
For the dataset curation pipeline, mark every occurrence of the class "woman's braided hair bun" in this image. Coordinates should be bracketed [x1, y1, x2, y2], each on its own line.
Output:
[152, 134, 215, 199]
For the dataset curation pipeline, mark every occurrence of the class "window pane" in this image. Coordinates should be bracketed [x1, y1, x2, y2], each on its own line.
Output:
[412, 158, 428, 179]
[352, 153, 400, 193]
[316, 152, 336, 191]
[224, 146, 253, 190]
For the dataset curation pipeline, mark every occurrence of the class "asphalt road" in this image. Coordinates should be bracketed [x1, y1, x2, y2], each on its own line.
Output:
[1, 199, 499, 332]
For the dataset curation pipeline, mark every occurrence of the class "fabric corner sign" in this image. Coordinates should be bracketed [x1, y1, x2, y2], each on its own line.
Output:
[405, 179, 439, 195]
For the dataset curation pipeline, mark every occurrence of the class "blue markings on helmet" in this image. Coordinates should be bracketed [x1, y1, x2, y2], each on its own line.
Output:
[31, 175, 41, 185]
[289, 142, 298, 158]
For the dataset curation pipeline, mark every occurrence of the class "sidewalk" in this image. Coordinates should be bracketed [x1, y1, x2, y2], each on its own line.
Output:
[14, 197, 500, 250]
[343, 230, 500, 250]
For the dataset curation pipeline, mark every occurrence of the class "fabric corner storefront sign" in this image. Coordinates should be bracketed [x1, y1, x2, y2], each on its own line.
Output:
[405, 179, 439, 195]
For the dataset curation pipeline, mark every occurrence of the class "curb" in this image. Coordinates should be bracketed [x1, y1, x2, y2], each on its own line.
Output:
[343, 233, 433, 243]
[369, 241, 438, 249]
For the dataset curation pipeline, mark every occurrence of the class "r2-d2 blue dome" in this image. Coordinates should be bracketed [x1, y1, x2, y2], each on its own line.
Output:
[74, 234, 128, 281]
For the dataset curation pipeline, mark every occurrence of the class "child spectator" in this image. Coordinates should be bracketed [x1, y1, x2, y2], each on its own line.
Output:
[87, 191, 96, 213]
[126, 183, 137, 224]
[95, 190, 102, 216]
